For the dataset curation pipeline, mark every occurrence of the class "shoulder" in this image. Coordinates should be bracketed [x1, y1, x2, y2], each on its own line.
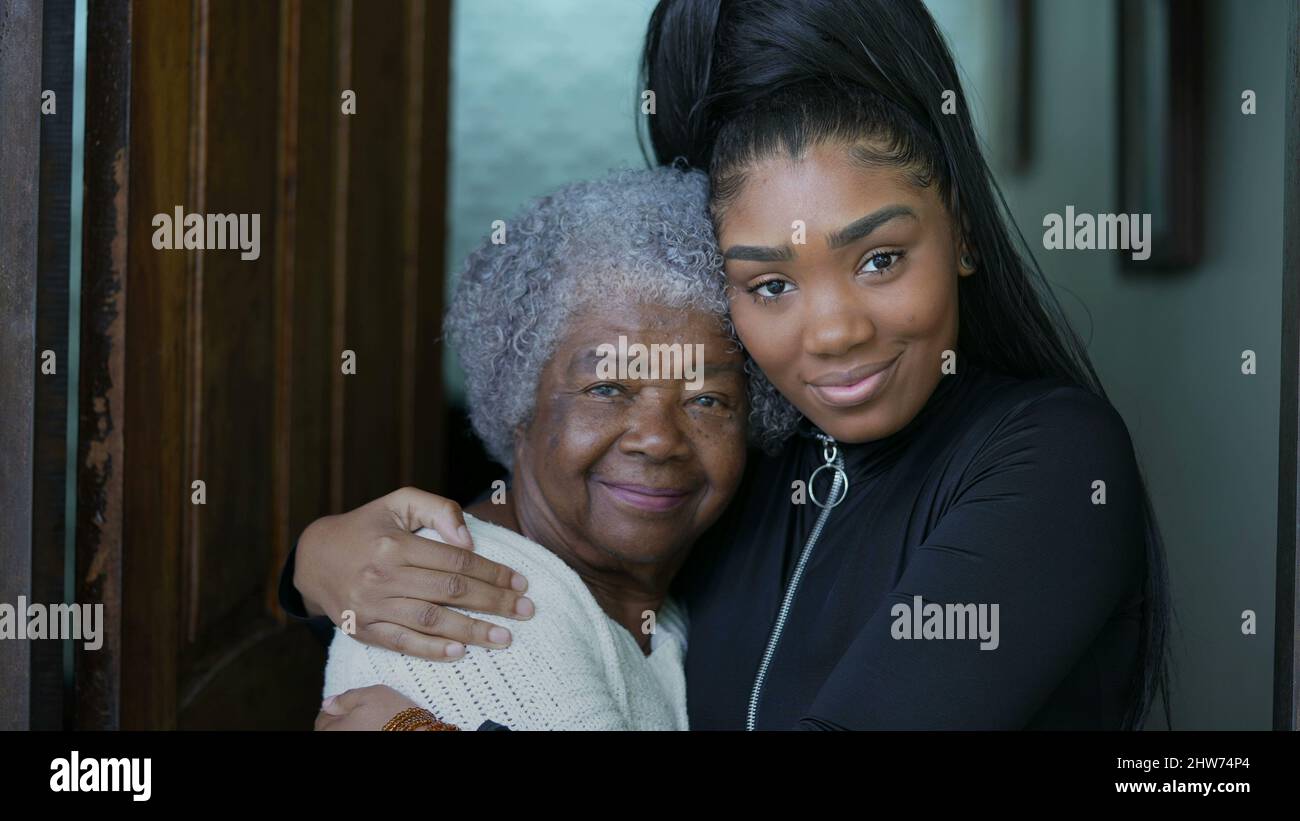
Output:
[415, 515, 620, 647]
[354, 517, 636, 727]
[959, 369, 1137, 468]
[417, 516, 590, 608]
[935, 373, 1146, 576]
[941, 371, 1145, 530]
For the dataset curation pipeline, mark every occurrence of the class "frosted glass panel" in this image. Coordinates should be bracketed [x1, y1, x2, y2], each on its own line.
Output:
[446, 0, 660, 399]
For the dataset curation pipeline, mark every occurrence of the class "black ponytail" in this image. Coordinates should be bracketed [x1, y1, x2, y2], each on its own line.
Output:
[640, 0, 1173, 730]
[639, 0, 724, 168]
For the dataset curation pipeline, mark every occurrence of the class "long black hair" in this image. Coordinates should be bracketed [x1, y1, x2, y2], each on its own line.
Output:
[639, 0, 1172, 730]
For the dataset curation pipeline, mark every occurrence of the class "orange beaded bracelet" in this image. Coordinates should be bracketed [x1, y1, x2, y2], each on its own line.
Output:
[381, 706, 460, 732]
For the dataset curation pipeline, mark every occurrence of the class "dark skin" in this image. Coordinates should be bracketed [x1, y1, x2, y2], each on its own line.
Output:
[296, 139, 973, 656]
[719, 139, 975, 444]
[318, 300, 748, 728]
[481, 300, 747, 648]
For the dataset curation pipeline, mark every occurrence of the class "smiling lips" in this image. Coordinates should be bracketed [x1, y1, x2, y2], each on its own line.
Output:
[807, 354, 901, 408]
[597, 481, 693, 513]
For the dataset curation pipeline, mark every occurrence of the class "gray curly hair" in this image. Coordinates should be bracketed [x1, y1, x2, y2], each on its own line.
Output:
[444, 166, 801, 468]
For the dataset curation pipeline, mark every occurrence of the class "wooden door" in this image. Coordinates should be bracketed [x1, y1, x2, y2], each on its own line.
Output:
[74, 0, 450, 729]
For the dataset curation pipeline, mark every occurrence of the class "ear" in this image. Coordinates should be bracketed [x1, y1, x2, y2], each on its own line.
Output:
[953, 206, 976, 277]
[957, 242, 977, 278]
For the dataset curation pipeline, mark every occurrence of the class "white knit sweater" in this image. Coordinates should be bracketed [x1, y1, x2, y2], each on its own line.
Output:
[323, 514, 689, 730]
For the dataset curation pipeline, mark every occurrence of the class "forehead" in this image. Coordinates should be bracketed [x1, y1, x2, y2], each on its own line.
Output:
[554, 301, 742, 369]
[718, 141, 940, 237]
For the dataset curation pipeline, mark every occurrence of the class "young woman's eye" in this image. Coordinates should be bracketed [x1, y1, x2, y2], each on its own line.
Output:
[858, 249, 906, 276]
[747, 277, 795, 303]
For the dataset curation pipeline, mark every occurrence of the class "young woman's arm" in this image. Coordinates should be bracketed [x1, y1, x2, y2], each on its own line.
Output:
[284, 488, 533, 661]
[799, 387, 1146, 730]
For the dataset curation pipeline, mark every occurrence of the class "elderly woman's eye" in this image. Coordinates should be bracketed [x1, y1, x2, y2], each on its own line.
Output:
[586, 383, 625, 398]
[690, 394, 726, 409]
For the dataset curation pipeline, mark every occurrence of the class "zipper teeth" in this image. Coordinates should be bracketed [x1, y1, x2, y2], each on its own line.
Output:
[745, 449, 844, 731]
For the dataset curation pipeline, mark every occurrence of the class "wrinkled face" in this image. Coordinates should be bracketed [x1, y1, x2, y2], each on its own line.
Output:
[716, 140, 972, 444]
[512, 299, 748, 565]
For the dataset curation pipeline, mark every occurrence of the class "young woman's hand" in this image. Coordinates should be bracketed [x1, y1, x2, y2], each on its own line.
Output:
[294, 487, 533, 661]
[315, 685, 429, 731]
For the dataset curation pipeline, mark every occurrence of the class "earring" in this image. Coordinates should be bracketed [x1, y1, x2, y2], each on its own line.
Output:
[960, 253, 976, 272]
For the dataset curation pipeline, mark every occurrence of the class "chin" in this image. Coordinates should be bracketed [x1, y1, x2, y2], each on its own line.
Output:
[803, 405, 909, 444]
[594, 526, 693, 565]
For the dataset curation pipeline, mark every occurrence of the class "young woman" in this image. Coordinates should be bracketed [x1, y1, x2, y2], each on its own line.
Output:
[291, 0, 1171, 730]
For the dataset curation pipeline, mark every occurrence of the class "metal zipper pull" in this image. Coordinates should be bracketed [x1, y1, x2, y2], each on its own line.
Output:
[745, 432, 847, 730]
[809, 432, 849, 508]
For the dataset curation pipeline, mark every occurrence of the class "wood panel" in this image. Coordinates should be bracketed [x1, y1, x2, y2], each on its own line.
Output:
[184, 0, 281, 681]
[75, 0, 451, 729]
[285, 0, 343, 579]
[0, 0, 44, 733]
[342, 3, 407, 509]
[413, 0, 450, 494]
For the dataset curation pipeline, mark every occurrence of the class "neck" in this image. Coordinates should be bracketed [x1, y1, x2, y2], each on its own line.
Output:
[468, 483, 683, 654]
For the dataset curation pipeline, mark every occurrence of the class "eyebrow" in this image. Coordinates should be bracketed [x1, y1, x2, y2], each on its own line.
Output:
[825, 205, 919, 249]
[569, 349, 607, 373]
[722, 244, 794, 263]
[722, 204, 919, 261]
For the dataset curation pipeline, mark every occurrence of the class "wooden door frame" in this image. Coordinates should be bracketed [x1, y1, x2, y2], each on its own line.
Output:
[75, 0, 132, 730]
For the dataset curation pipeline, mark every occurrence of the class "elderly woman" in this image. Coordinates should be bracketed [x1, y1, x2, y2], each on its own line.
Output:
[316, 167, 748, 730]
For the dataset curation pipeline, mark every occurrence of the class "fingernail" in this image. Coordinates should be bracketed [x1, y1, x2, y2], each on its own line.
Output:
[445, 642, 465, 658]
[457, 525, 471, 546]
[321, 696, 336, 709]
[510, 573, 528, 592]
[488, 626, 511, 645]
[514, 597, 534, 618]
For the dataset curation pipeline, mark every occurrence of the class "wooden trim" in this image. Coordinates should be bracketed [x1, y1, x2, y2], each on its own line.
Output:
[76, 0, 130, 731]
[33, 0, 76, 731]
[0, 0, 44, 733]
[399, 0, 425, 484]
[184, 0, 209, 644]
[329, 0, 353, 512]
[1275, 0, 1300, 732]
[270, 0, 302, 618]
[413, 0, 451, 495]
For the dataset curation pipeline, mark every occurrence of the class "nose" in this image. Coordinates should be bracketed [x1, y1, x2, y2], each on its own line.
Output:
[618, 395, 693, 463]
[802, 278, 875, 357]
